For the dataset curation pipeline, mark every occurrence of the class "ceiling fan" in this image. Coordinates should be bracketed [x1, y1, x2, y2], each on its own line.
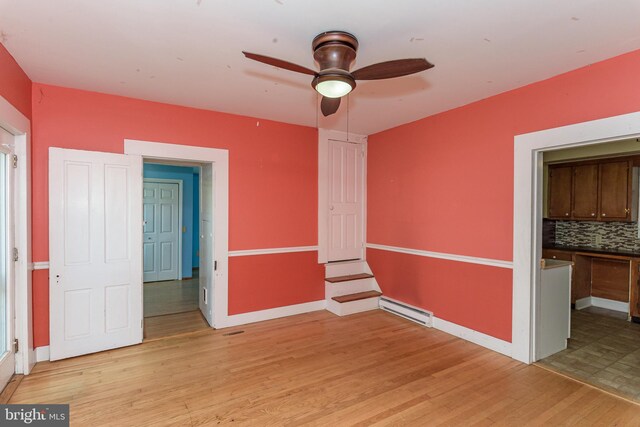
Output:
[243, 31, 434, 117]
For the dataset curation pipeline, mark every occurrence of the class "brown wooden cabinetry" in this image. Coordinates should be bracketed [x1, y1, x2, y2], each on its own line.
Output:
[548, 166, 572, 219]
[542, 249, 573, 262]
[590, 258, 630, 302]
[598, 161, 632, 221]
[572, 164, 598, 219]
[546, 159, 633, 221]
[631, 261, 640, 320]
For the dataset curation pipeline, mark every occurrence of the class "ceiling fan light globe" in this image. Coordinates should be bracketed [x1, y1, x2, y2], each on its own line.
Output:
[313, 75, 355, 98]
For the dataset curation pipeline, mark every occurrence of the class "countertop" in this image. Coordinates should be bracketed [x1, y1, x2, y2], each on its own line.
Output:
[543, 244, 640, 258]
[540, 259, 573, 270]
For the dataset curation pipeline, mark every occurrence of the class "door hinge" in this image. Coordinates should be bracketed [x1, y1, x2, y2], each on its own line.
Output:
[13, 247, 18, 262]
[12, 155, 17, 168]
[13, 339, 18, 353]
[214, 260, 218, 271]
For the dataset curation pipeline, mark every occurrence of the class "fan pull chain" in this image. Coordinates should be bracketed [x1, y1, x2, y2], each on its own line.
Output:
[315, 91, 319, 129]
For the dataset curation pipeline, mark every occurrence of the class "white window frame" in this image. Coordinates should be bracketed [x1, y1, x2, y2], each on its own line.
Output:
[0, 96, 33, 374]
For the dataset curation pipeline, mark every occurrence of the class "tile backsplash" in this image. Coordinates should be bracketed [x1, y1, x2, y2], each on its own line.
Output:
[554, 220, 640, 252]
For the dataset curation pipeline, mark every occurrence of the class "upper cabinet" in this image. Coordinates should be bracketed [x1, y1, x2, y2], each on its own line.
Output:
[572, 164, 599, 219]
[547, 159, 634, 222]
[599, 161, 632, 221]
[548, 166, 573, 219]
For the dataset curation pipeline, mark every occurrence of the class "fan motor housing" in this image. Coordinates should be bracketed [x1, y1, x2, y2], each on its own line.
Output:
[312, 31, 358, 73]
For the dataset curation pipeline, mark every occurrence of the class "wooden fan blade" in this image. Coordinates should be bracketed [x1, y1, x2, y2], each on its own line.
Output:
[352, 58, 434, 80]
[321, 96, 341, 117]
[242, 52, 317, 76]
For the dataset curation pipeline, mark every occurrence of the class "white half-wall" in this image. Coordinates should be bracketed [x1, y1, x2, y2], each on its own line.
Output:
[513, 110, 640, 364]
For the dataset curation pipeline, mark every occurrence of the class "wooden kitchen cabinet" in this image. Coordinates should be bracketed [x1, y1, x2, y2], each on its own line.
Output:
[590, 258, 630, 302]
[598, 160, 632, 221]
[548, 166, 573, 219]
[542, 249, 573, 262]
[572, 164, 599, 219]
[546, 158, 634, 221]
[630, 260, 640, 321]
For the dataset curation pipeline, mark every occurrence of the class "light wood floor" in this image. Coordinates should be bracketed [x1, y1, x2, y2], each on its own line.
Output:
[8, 310, 640, 425]
[143, 310, 210, 341]
[144, 275, 199, 318]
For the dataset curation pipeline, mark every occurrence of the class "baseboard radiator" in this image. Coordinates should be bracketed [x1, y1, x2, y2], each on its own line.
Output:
[379, 297, 433, 327]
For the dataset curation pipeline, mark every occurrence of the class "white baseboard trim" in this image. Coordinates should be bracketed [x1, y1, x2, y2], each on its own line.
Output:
[433, 317, 512, 357]
[229, 246, 319, 257]
[221, 300, 326, 328]
[35, 345, 50, 362]
[366, 243, 513, 269]
[575, 297, 591, 310]
[576, 296, 629, 313]
[33, 261, 50, 270]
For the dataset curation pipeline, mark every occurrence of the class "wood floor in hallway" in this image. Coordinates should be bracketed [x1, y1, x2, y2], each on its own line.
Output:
[9, 310, 640, 425]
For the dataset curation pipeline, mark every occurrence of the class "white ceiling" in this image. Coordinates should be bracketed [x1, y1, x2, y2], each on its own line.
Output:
[1, 0, 639, 135]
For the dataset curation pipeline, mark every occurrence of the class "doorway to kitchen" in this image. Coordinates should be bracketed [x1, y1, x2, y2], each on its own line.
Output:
[142, 162, 208, 340]
[536, 140, 640, 402]
[512, 111, 640, 404]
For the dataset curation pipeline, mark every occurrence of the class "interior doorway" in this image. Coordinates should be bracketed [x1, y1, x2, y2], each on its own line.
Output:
[142, 162, 208, 340]
[513, 111, 640, 403]
[535, 139, 640, 403]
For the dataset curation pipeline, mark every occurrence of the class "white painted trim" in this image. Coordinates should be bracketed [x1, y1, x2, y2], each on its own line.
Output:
[433, 316, 512, 357]
[513, 110, 640, 364]
[0, 96, 33, 375]
[366, 243, 513, 269]
[576, 296, 629, 313]
[35, 346, 49, 362]
[575, 297, 591, 310]
[220, 300, 326, 328]
[143, 177, 183, 281]
[318, 128, 368, 264]
[124, 139, 229, 329]
[229, 246, 318, 257]
[33, 261, 49, 270]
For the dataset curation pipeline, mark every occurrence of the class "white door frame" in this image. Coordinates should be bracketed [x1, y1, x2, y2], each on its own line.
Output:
[513, 110, 640, 363]
[143, 178, 183, 281]
[0, 96, 32, 375]
[317, 128, 368, 264]
[125, 140, 229, 328]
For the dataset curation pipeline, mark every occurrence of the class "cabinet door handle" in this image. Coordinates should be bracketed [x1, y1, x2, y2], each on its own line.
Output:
[602, 213, 607, 217]
[625, 208, 630, 214]
[591, 213, 596, 216]
[565, 212, 570, 216]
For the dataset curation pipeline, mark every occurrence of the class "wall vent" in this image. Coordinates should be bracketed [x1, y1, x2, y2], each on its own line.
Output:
[379, 297, 433, 327]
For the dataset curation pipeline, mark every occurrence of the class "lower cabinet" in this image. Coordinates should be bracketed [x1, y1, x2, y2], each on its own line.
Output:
[542, 249, 638, 309]
[590, 258, 630, 302]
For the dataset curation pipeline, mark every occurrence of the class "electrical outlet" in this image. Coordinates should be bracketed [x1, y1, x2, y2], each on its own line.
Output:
[595, 235, 602, 245]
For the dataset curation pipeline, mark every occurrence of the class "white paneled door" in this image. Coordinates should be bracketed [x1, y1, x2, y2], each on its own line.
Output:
[327, 139, 364, 262]
[49, 148, 142, 361]
[143, 180, 180, 282]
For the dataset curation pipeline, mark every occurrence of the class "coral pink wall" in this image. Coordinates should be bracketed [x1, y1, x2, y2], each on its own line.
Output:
[229, 252, 324, 315]
[367, 49, 640, 342]
[0, 44, 31, 119]
[31, 84, 321, 347]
